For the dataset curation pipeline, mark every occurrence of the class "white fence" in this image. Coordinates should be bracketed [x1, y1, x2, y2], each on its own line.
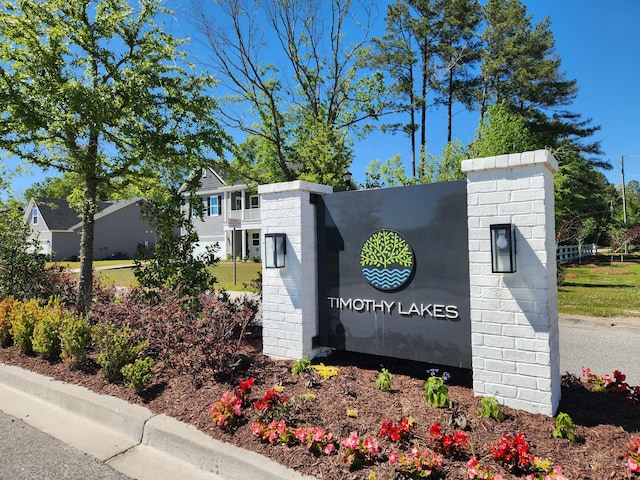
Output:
[556, 243, 596, 263]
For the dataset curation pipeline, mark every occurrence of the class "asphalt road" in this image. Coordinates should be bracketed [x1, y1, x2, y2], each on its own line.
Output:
[0, 411, 132, 480]
[558, 316, 640, 385]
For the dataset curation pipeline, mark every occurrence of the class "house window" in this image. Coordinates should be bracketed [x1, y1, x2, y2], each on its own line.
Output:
[32, 207, 38, 225]
[235, 197, 242, 210]
[252, 233, 260, 246]
[207, 195, 222, 216]
[250, 195, 259, 209]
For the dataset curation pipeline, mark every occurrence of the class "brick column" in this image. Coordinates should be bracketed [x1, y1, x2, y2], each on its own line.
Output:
[461, 150, 560, 416]
[258, 181, 333, 360]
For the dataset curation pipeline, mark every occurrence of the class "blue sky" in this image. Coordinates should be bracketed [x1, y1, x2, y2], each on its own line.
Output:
[3, 1, 639, 197]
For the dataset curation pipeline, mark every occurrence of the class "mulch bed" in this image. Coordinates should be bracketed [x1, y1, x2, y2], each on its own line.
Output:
[1, 338, 638, 480]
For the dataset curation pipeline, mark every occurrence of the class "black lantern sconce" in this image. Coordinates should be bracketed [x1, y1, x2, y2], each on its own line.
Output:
[343, 171, 352, 191]
[265, 233, 286, 268]
[490, 224, 516, 273]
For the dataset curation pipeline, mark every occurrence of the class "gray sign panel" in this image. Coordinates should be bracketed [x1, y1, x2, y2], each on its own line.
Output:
[318, 181, 471, 368]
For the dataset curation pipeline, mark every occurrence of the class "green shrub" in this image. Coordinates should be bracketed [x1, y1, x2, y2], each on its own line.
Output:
[121, 356, 155, 394]
[375, 368, 392, 391]
[93, 322, 146, 383]
[60, 313, 91, 366]
[32, 298, 64, 360]
[477, 396, 505, 422]
[10, 298, 40, 354]
[291, 358, 312, 375]
[0, 296, 15, 347]
[424, 375, 451, 408]
[552, 412, 577, 443]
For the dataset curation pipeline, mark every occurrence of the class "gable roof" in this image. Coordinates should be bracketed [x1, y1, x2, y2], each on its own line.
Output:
[29, 197, 143, 232]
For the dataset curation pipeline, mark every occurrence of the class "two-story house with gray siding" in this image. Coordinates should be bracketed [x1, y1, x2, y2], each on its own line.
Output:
[186, 167, 261, 261]
[24, 197, 155, 261]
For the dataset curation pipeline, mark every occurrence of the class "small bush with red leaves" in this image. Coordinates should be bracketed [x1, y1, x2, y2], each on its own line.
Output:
[89, 288, 258, 387]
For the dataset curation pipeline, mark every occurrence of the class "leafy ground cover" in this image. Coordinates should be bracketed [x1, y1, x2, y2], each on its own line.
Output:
[558, 254, 640, 317]
[0, 332, 638, 479]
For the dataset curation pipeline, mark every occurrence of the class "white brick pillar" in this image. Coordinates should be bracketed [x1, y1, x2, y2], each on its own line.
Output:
[258, 181, 333, 360]
[461, 150, 560, 416]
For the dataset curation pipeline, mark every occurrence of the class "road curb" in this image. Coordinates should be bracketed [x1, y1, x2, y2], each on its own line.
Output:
[0, 362, 313, 480]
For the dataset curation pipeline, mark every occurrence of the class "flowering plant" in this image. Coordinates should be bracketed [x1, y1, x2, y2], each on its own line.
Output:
[208, 377, 254, 429]
[524, 465, 569, 480]
[294, 426, 336, 455]
[487, 433, 535, 472]
[250, 419, 296, 445]
[628, 438, 640, 474]
[428, 422, 469, 458]
[424, 370, 452, 408]
[580, 366, 606, 391]
[466, 456, 503, 480]
[379, 417, 414, 442]
[341, 431, 379, 470]
[253, 387, 290, 420]
[389, 446, 443, 479]
[582, 367, 640, 405]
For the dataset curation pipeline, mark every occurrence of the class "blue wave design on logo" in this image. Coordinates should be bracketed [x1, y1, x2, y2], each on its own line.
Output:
[362, 267, 412, 290]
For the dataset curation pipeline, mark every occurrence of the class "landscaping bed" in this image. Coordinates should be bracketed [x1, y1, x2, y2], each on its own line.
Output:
[0, 337, 638, 479]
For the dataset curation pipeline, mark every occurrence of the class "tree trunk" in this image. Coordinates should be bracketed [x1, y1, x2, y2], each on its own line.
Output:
[76, 137, 99, 312]
[447, 69, 453, 143]
[77, 177, 97, 312]
[409, 65, 416, 179]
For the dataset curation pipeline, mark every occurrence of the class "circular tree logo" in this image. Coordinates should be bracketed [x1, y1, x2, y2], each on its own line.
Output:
[360, 230, 415, 291]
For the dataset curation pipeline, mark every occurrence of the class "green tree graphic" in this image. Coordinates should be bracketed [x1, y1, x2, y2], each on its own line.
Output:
[360, 231, 413, 268]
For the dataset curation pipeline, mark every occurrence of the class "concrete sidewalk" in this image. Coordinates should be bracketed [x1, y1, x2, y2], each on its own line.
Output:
[0, 363, 312, 480]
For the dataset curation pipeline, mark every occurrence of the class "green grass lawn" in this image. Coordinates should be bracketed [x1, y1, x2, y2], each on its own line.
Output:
[55, 254, 640, 317]
[558, 253, 640, 317]
[93, 260, 262, 292]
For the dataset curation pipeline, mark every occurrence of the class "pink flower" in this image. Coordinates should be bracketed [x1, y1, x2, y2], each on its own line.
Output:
[341, 432, 359, 450]
[295, 427, 307, 442]
[312, 428, 324, 442]
[552, 465, 569, 480]
[250, 421, 265, 437]
[276, 419, 287, 435]
[629, 457, 639, 472]
[389, 450, 399, 465]
[324, 443, 335, 455]
[232, 397, 242, 416]
[364, 436, 379, 455]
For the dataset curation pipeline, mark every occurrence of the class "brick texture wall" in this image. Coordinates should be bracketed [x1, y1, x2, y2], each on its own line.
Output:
[461, 150, 560, 415]
[258, 181, 333, 360]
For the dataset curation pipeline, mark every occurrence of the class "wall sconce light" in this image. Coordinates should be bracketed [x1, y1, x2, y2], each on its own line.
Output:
[343, 170, 352, 191]
[490, 224, 516, 273]
[265, 233, 286, 268]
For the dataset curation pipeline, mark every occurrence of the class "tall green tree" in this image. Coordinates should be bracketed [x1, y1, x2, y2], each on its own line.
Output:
[0, 201, 52, 299]
[479, 0, 576, 120]
[0, 0, 229, 310]
[479, 0, 605, 162]
[368, 0, 445, 179]
[364, 154, 411, 189]
[24, 172, 140, 203]
[195, 0, 388, 188]
[435, 0, 482, 143]
[468, 101, 538, 158]
[420, 139, 466, 183]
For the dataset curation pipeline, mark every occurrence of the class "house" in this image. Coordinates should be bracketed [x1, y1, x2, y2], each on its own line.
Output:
[185, 168, 262, 261]
[24, 197, 156, 261]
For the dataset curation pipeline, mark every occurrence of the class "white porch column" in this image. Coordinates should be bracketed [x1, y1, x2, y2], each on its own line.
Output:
[258, 181, 333, 360]
[462, 150, 560, 416]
